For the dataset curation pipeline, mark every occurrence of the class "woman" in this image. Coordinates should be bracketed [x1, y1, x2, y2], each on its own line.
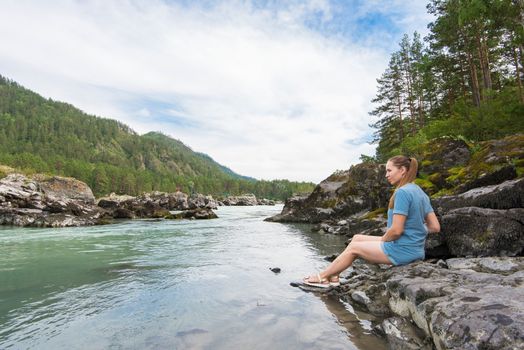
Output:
[303, 156, 440, 288]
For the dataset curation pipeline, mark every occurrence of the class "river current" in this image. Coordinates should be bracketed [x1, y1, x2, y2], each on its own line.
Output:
[0, 205, 386, 349]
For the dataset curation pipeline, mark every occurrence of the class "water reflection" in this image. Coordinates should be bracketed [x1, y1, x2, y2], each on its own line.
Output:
[283, 222, 387, 349]
[277, 222, 346, 257]
[321, 294, 387, 350]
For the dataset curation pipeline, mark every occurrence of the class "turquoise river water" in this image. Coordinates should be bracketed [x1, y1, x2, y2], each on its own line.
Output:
[0, 205, 386, 349]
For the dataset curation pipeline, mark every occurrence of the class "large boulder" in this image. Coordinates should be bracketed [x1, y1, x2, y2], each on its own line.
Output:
[419, 137, 471, 174]
[167, 208, 218, 220]
[441, 207, 524, 257]
[266, 163, 390, 223]
[257, 198, 276, 205]
[264, 195, 309, 222]
[188, 193, 218, 209]
[34, 174, 96, 204]
[97, 193, 136, 210]
[0, 174, 104, 227]
[222, 194, 258, 206]
[433, 177, 524, 213]
[424, 232, 450, 259]
[98, 194, 164, 218]
[0, 174, 43, 208]
[141, 191, 190, 210]
[425, 178, 524, 258]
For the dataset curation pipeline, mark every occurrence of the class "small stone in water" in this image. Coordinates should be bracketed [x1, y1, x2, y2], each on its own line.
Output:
[270, 267, 281, 273]
[324, 254, 338, 262]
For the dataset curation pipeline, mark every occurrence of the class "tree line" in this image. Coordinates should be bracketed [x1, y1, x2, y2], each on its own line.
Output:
[0, 76, 314, 200]
[369, 0, 524, 161]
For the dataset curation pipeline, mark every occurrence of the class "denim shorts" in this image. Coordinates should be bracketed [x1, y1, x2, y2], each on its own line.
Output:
[381, 241, 424, 266]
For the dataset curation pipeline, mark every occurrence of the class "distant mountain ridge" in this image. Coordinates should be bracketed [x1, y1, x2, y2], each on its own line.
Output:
[193, 150, 256, 181]
[0, 75, 314, 199]
[139, 130, 251, 181]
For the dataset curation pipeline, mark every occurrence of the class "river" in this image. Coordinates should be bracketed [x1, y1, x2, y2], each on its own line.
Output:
[0, 205, 386, 349]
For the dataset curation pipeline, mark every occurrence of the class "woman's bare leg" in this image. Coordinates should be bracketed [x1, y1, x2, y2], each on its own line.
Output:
[351, 234, 383, 242]
[305, 235, 391, 283]
[325, 235, 382, 282]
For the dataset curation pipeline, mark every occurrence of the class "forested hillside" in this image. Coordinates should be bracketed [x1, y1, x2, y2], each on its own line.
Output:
[369, 0, 524, 161]
[0, 76, 314, 199]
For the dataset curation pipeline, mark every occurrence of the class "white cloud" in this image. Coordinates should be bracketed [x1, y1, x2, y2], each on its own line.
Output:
[0, 0, 429, 183]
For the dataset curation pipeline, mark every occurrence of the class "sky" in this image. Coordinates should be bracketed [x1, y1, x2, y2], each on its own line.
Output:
[0, 0, 433, 183]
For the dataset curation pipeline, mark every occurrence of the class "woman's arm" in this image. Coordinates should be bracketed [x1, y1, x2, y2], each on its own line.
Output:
[381, 214, 406, 242]
[425, 212, 440, 233]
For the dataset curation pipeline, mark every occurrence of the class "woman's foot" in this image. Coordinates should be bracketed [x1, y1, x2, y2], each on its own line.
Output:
[329, 275, 340, 287]
[303, 273, 331, 288]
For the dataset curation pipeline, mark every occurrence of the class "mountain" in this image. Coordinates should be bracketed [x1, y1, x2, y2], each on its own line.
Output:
[0, 75, 314, 199]
[194, 151, 256, 182]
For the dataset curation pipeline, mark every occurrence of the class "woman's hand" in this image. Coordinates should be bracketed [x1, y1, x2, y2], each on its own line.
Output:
[425, 212, 440, 233]
[381, 214, 406, 241]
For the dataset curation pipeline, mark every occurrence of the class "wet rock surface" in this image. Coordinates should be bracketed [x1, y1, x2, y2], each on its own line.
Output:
[379, 316, 433, 350]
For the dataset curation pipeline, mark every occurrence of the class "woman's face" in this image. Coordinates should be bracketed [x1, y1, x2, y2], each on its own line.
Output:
[385, 161, 407, 186]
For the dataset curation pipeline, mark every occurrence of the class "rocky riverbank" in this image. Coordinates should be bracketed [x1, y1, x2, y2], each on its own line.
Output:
[317, 257, 524, 350]
[0, 173, 275, 227]
[270, 135, 524, 350]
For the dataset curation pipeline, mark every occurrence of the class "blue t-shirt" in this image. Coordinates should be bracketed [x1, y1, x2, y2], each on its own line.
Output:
[387, 183, 434, 248]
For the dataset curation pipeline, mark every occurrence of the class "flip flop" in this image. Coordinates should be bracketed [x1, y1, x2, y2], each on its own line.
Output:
[329, 276, 340, 287]
[303, 273, 331, 288]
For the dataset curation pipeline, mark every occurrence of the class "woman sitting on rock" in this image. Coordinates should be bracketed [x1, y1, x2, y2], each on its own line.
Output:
[303, 155, 440, 288]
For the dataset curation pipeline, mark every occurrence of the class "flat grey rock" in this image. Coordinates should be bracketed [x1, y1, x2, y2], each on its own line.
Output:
[290, 281, 333, 293]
